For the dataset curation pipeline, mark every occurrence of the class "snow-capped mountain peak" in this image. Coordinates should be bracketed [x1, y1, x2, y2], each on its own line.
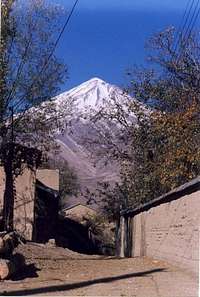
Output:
[55, 77, 123, 111]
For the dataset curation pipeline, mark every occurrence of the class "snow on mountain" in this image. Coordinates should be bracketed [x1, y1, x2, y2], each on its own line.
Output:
[53, 77, 135, 205]
[55, 77, 123, 112]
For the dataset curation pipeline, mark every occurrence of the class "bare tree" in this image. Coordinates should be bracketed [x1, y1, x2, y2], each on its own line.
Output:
[0, 0, 73, 231]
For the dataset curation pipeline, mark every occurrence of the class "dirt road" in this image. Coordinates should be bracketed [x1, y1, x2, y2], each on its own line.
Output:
[0, 243, 198, 296]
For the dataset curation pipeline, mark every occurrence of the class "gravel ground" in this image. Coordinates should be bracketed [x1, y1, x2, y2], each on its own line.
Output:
[0, 242, 198, 296]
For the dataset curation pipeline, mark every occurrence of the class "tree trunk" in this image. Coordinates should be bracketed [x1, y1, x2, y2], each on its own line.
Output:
[2, 157, 15, 232]
[0, 0, 16, 233]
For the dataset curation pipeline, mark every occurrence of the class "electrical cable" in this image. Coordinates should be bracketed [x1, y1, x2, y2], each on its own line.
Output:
[181, 0, 199, 42]
[176, 0, 200, 63]
[13, 0, 79, 111]
[173, 0, 196, 56]
[183, 0, 200, 41]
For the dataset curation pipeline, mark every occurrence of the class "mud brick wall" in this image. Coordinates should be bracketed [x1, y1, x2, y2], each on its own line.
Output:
[131, 187, 200, 274]
[14, 168, 36, 240]
[36, 169, 59, 191]
[0, 167, 59, 240]
[0, 167, 36, 240]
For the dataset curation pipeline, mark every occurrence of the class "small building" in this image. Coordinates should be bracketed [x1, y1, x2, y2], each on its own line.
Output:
[57, 203, 97, 254]
[33, 169, 59, 243]
[59, 203, 97, 225]
[118, 177, 200, 275]
[0, 167, 59, 241]
[58, 203, 115, 255]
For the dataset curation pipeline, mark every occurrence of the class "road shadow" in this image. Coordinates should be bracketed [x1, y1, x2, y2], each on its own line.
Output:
[10, 264, 40, 281]
[67, 257, 129, 261]
[1, 268, 166, 296]
[72, 256, 134, 261]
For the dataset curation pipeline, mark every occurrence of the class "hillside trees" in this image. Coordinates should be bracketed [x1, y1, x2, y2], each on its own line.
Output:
[0, 0, 73, 231]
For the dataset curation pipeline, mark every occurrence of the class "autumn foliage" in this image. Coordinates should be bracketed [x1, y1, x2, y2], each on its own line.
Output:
[92, 28, 200, 218]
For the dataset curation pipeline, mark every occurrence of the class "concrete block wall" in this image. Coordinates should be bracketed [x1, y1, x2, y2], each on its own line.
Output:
[131, 189, 200, 274]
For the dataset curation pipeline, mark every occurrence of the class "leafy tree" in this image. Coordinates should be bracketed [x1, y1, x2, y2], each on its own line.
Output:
[125, 27, 200, 203]
[0, 0, 72, 231]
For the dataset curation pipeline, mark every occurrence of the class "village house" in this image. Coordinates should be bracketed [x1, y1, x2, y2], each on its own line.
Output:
[0, 166, 59, 242]
[58, 203, 115, 255]
[59, 203, 97, 225]
[57, 203, 98, 254]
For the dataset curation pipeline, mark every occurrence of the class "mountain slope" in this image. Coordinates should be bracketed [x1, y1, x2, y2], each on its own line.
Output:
[53, 78, 135, 205]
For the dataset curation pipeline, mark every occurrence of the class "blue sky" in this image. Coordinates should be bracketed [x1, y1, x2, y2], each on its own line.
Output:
[57, 0, 184, 11]
[52, 0, 197, 91]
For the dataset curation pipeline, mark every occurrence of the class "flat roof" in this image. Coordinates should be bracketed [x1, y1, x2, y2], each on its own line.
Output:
[121, 176, 200, 217]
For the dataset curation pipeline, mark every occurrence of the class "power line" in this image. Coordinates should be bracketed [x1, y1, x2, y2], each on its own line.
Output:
[13, 0, 79, 111]
[43, 0, 79, 72]
[173, 0, 196, 56]
[187, 7, 200, 40]
[176, 0, 200, 62]
[182, 0, 200, 41]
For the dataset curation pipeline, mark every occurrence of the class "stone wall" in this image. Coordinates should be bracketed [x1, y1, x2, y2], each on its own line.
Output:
[121, 178, 200, 274]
